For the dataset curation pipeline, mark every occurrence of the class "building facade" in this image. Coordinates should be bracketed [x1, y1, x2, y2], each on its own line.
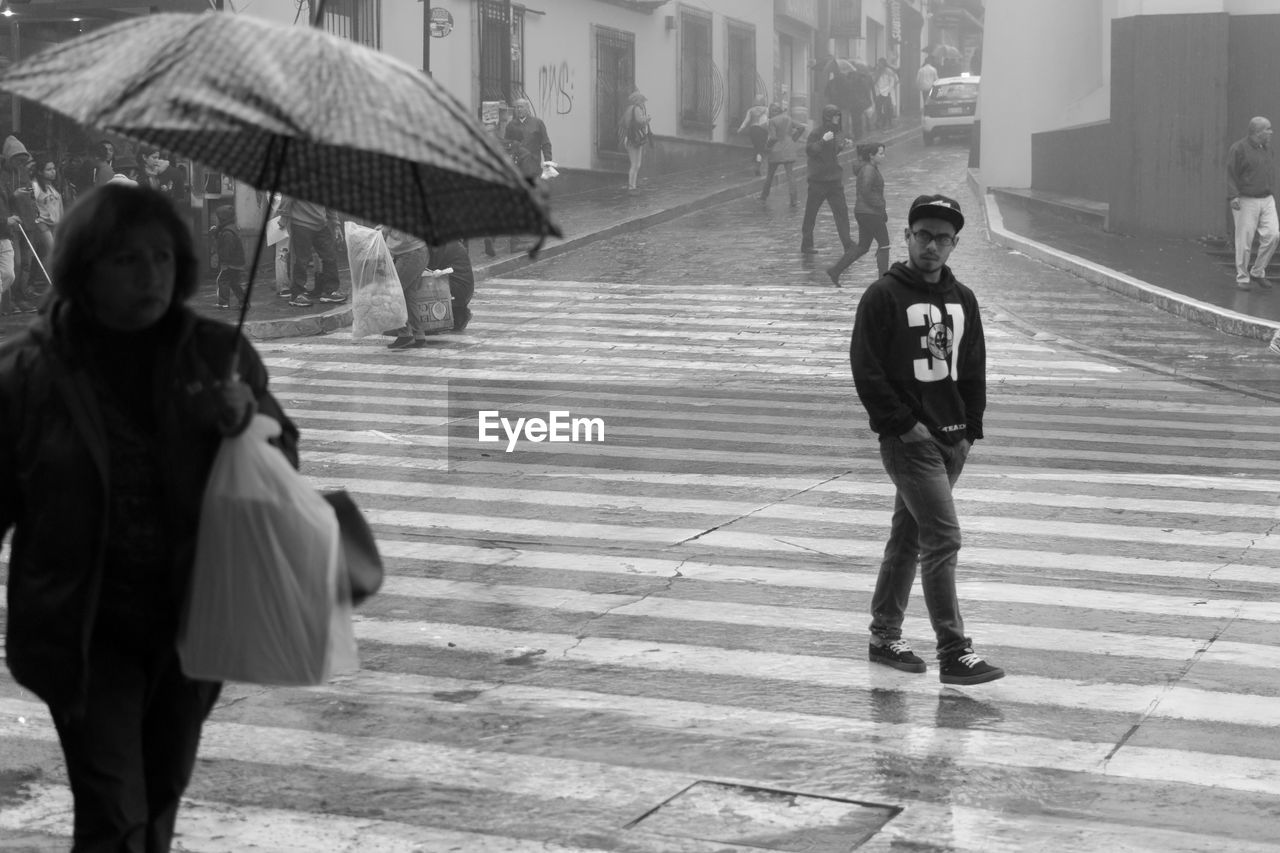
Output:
[0, 0, 931, 182]
[981, 0, 1280, 238]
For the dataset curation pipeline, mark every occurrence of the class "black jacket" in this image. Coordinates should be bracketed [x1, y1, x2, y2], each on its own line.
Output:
[805, 122, 846, 183]
[849, 262, 986, 444]
[0, 301, 298, 712]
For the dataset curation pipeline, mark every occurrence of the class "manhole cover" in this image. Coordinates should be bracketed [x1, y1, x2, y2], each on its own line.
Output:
[625, 781, 900, 851]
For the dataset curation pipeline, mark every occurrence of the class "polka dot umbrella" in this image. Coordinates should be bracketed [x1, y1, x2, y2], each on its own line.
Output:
[0, 11, 559, 334]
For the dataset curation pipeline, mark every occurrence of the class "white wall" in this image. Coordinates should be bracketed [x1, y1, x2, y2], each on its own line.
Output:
[979, 0, 1109, 188]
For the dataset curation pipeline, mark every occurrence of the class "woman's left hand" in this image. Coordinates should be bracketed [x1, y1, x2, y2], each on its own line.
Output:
[216, 379, 257, 437]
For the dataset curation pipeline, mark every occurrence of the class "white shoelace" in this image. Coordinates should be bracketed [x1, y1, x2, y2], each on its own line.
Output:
[955, 652, 983, 668]
[885, 639, 915, 655]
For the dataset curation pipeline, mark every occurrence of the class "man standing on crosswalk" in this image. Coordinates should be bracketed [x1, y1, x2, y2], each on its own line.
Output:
[849, 194, 1004, 686]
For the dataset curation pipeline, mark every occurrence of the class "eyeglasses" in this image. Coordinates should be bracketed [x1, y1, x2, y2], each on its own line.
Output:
[909, 229, 956, 248]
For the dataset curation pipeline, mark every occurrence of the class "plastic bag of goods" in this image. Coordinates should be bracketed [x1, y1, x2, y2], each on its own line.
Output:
[344, 221, 408, 338]
[178, 414, 359, 685]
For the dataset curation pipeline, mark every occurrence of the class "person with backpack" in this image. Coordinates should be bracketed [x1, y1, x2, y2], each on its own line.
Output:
[621, 90, 651, 192]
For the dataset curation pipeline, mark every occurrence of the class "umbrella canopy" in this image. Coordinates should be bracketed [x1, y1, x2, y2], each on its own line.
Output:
[0, 11, 558, 246]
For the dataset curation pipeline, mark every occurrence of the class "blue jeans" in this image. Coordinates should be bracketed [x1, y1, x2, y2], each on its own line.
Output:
[869, 435, 971, 657]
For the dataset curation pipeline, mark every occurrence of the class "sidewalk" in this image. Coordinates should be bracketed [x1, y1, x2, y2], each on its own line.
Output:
[972, 173, 1280, 343]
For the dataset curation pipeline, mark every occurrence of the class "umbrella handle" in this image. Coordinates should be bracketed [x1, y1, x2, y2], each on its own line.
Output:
[13, 223, 50, 287]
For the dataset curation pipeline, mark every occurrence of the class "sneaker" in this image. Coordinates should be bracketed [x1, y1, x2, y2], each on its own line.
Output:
[939, 649, 1005, 685]
[1250, 274, 1273, 288]
[216, 301, 231, 309]
[288, 294, 313, 307]
[869, 639, 926, 674]
[318, 291, 349, 304]
[825, 267, 842, 288]
[800, 245, 819, 254]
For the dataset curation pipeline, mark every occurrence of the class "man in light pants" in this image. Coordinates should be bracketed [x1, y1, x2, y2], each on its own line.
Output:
[1226, 116, 1277, 291]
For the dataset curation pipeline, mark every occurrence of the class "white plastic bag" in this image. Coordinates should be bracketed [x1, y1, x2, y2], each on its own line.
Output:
[344, 221, 408, 338]
[179, 414, 359, 686]
[540, 160, 559, 180]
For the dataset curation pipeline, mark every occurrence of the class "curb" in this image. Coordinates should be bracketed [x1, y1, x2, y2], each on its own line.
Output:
[243, 122, 923, 341]
[967, 170, 1280, 343]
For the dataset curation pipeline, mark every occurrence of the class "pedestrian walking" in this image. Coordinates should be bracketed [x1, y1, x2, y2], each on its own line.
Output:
[915, 57, 939, 113]
[91, 140, 115, 188]
[760, 103, 800, 207]
[621, 90, 652, 192]
[1226, 116, 1277, 290]
[826, 143, 890, 287]
[0, 187, 23, 316]
[378, 225, 431, 349]
[0, 182, 298, 853]
[3, 136, 38, 310]
[737, 95, 771, 175]
[873, 58, 899, 130]
[279, 195, 347, 307]
[29, 156, 64, 293]
[137, 145, 171, 193]
[483, 102, 511, 258]
[799, 105, 854, 256]
[849, 194, 1004, 686]
[504, 98, 552, 181]
[212, 203, 247, 310]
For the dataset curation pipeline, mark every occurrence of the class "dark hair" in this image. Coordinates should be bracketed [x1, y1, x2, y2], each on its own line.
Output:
[857, 143, 885, 161]
[138, 145, 161, 160]
[50, 183, 199, 307]
[31, 155, 55, 190]
[94, 142, 113, 162]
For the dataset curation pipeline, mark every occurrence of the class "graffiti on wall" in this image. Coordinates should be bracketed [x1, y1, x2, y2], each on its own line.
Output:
[539, 61, 575, 115]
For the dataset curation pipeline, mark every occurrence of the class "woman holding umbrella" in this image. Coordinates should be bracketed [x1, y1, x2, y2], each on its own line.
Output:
[0, 183, 298, 852]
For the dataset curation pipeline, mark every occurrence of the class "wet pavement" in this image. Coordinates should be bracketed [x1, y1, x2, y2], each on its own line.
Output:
[3, 117, 1277, 346]
[4, 130, 1280, 852]
[994, 195, 1280, 325]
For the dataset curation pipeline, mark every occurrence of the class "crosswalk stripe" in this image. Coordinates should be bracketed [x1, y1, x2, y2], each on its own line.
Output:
[6, 275, 1280, 847]
[309, 471, 1280, 517]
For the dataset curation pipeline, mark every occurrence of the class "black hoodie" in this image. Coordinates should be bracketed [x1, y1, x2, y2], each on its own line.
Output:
[849, 261, 985, 444]
[804, 119, 846, 183]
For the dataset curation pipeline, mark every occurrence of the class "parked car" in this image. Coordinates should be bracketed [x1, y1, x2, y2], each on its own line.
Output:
[922, 75, 980, 146]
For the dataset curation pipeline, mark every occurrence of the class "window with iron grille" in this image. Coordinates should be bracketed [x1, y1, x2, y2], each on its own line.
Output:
[679, 10, 713, 129]
[829, 0, 862, 39]
[478, 0, 526, 104]
[725, 22, 756, 134]
[321, 0, 381, 48]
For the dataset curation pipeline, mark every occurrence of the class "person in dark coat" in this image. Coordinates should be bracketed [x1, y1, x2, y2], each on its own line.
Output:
[827, 142, 891, 286]
[800, 104, 854, 256]
[212, 203, 247, 309]
[0, 183, 299, 853]
[504, 98, 552, 180]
